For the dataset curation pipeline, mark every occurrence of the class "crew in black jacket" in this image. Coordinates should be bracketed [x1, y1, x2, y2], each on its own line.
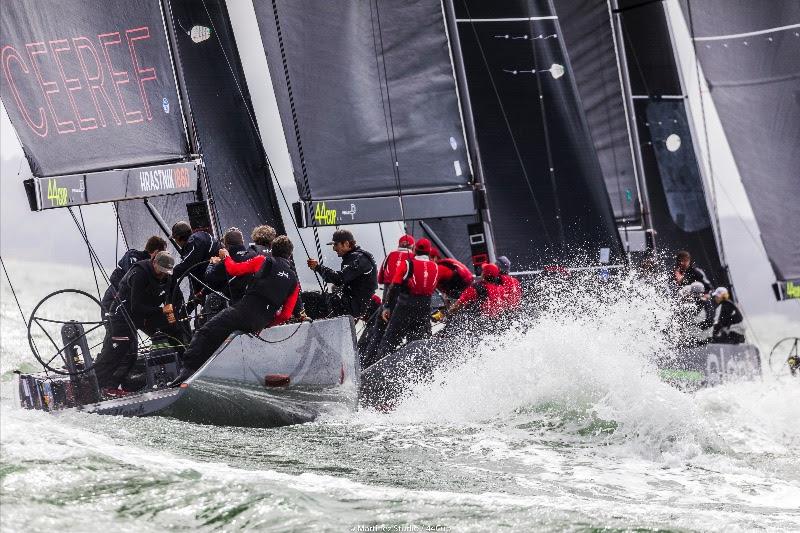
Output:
[94, 252, 178, 393]
[710, 287, 745, 344]
[672, 250, 712, 293]
[171, 220, 220, 298]
[100, 236, 167, 316]
[305, 229, 377, 319]
[204, 227, 256, 306]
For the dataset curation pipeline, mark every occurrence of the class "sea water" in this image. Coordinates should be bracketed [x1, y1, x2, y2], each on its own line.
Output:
[1, 260, 798, 532]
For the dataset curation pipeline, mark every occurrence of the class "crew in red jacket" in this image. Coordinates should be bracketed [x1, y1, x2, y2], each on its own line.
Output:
[448, 263, 518, 319]
[378, 234, 415, 286]
[436, 256, 474, 301]
[496, 255, 522, 309]
[170, 236, 300, 385]
[371, 238, 439, 364]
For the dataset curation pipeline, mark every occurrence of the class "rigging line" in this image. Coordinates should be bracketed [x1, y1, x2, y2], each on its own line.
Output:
[196, 0, 321, 277]
[529, 22, 564, 247]
[369, 0, 403, 221]
[372, 0, 406, 225]
[686, 0, 727, 270]
[268, 0, 323, 263]
[0, 256, 29, 328]
[78, 206, 102, 299]
[462, 2, 553, 245]
[113, 203, 120, 267]
[67, 208, 111, 286]
[619, 21, 652, 98]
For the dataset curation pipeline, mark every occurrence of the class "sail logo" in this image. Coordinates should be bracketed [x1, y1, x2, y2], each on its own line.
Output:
[787, 281, 800, 299]
[46, 178, 68, 206]
[314, 202, 337, 225]
[139, 168, 176, 192]
[162, 97, 170, 113]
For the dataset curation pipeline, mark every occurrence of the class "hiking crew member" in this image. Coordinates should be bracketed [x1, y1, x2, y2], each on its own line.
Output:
[435, 256, 474, 302]
[710, 287, 745, 344]
[94, 252, 177, 393]
[249, 224, 277, 256]
[171, 236, 300, 384]
[672, 250, 712, 293]
[448, 263, 518, 320]
[378, 235, 415, 286]
[100, 236, 167, 316]
[171, 220, 220, 300]
[496, 256, 522, 310]
[205, 227, 256, 306]
[306, 229, 378, 319]
[372, 238, 439, 363]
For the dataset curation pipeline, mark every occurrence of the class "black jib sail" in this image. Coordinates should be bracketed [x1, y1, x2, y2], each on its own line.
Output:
[0, 0, 189, 177]
[680, 0, 800, 299]
[615, 0, 727, 286]
[449, 0, 622, 271]
[118, 0, 287, 250]
[553, 0, 642, 228]
[252, 0, 475, 227]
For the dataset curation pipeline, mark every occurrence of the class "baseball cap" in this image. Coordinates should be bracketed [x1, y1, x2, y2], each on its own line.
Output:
[414, 238, 432, 255]
[711, 286, 729, 298]
[326, 229, 354, 245]
[398, 234, 415, 248]
[481, 263, 501, 278]
[689, 281, 705, 295]
[496, 255, 511, 274]
[153, 251, 175, 275]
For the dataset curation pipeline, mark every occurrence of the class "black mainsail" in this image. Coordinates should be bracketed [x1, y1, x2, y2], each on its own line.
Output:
[679, 0, 800, 299]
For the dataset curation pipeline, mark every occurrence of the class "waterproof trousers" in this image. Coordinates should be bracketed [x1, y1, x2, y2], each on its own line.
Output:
[376, 295, 432, 360]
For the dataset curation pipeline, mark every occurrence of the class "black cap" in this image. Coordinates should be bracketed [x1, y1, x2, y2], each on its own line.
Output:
[326, 229, 354, 245]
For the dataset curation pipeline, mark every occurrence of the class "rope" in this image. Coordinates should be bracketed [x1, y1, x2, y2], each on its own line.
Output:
[0, 256, 28, 328]
[78, 206, 102, 299]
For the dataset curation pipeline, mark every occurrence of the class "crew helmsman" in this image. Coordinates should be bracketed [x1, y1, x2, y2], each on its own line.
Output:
[710, 287, 745, 344]
[171, 236, 300, 384]
[100, 236, 167, 316]
[94, 251, 178, 395]
[374, 238, 439, 362]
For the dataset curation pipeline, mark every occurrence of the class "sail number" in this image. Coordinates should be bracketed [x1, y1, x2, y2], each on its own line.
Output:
[314, 202, 337, 225]
[47, 178, 68, 207]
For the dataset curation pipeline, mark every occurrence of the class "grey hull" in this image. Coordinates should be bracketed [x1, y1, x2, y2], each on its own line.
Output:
[23, 317, 359, 428]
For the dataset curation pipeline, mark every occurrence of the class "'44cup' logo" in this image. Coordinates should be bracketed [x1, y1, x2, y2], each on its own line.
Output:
[314, 202, 337, 225]
[47, 179, 68, 207]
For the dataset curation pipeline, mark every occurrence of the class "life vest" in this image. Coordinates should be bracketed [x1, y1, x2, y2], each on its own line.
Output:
[436, 258, 473, 297]
[499, 274, 522, 310]
[242, 256, 298, 311]
[397, 256, 439, 297]
[379, 248, 413, 285]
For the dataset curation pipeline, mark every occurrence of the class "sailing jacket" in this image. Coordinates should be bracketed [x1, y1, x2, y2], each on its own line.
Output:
[224, 255, 300, 328]
[378, 248, 413, 285]
[673, 264, 712, 293]
[101, 248, 150, 312]
[314, 247, 378, 318]
[384, 254, 439, 309]
[436, 258, 474, 299]
[113, 259, 170, 328]
[457, 278, 517, 318]
[205, 243, 256, 304]
[500, 274, 522, 309]
[173, 229, 220, 293]
[713, 300, 745, 337]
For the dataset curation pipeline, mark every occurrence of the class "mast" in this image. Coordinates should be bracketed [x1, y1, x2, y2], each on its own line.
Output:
[607, 0, 655, 253]
[441, 0, 497, 265]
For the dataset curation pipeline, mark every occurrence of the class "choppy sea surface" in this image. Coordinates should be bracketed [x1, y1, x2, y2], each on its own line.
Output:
[1, 260, 798, 532]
